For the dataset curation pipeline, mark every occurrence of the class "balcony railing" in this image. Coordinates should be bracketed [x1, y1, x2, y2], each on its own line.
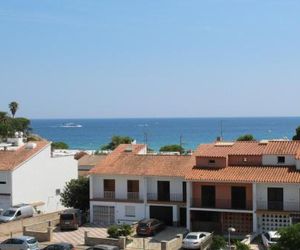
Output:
[257, 200, 300, 211]
[191, 198, 252, 210]
[147, 193, 185, 202]
[104, 191, 115, 199]
[127, 192, 140, 201]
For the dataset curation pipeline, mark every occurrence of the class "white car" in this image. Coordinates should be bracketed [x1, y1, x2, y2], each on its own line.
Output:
[261, 231, 280, 248]
[0, 236, 39, 250]
[182, 232, 211, 249]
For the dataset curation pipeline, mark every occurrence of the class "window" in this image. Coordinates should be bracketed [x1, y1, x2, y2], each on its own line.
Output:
[231, 186, 246, 209]
[201, 186, 215, 208]
[268, 187, 283, 210]
[277, 156, 285, 164]
[55, 189, 61, 195]
[127, 180, 139, 193]
[208, 159, 216, 164]
[0, 181, 6, 184]
[125, 206, 135, 217]
[16, 211, 21, 217]
[104, 179, 115, 191]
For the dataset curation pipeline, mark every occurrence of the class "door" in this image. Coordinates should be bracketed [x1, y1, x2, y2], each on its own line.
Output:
[201, 186, 215, 208]
[179, 207, 187, 227]
[0, 195, 11, 210]
[150, 206, 173, 226]
[157, 181, 170, 201]
[268, 188, 283, 210]
[93, 206, 115, 225]
[231, 187, 246, 209]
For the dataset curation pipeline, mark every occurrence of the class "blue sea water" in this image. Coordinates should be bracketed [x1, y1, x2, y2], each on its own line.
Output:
[31, 117, 300, 151]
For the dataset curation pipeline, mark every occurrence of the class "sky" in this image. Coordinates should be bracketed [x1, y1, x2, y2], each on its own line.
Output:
[0, 0, 299, 119]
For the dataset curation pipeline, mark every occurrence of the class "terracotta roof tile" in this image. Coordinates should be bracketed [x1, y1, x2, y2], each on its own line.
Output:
[78, 154, 107, 166]
[0, 140, 50, 171]
[186, 165, 300, 183]
[90, 144, 193, 177]
[263, 141, 300, 155]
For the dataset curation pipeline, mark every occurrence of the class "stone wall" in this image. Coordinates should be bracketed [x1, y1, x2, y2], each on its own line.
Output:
[84, 231, 126, 249]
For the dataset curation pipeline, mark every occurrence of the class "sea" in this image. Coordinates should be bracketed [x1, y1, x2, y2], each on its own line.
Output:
[31, 117, 300, 151]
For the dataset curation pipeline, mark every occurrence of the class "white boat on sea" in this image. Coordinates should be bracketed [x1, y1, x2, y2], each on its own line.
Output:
[60, 122, 82, 128]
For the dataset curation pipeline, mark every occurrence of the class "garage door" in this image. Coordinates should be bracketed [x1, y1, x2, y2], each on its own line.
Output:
[150, 206, 173, 226]
[0, 195, 11, 210]
[93, 206, 115, 225]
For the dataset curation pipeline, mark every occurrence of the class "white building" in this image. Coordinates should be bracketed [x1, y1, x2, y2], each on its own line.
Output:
[89, 144, 192, 227]
[0, 137, 77, 212]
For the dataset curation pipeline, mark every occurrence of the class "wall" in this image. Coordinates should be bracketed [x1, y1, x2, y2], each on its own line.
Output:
[91, 175, 145, 200]
[192, 182, 253, 210]
[256, 183, 300, 211]
[297, 160, 300, 170]
[147, 177, 184, 199]
[12, 145, 77, 212]
[0, 171, 12, 209]
[228, 155, 262, 166]
[195, 156, 227, 168]
[262, 155, 296, 166]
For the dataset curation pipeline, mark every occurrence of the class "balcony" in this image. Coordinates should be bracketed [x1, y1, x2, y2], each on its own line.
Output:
[257, 201, 300, 212]
[191, 198, 252, 210]
[92, 191, 142, 203]
[147, 193, 185, 203]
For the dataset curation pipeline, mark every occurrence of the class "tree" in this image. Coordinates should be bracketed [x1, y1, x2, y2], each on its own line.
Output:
[60, 177, 89, 212]
[270, 223, 300, 250]
[292, 126, 300, 140]
[236, 134, 255, 141]
[51, 141, 69, 150]
[101, 135, 134, 150]
[210, 235, 227, 250]
[9, 101, 19, 118]
[159, 144, 184, 154]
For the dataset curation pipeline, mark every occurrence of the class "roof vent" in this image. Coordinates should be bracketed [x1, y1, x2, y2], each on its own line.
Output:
[25, 142, 37, 149]
[215, 142, 234, 147]
[259, 140, 269, 145]
[124, 145, 132, 152]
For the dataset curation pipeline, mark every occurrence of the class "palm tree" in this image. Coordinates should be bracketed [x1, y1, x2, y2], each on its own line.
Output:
[9, 101, 19, 118]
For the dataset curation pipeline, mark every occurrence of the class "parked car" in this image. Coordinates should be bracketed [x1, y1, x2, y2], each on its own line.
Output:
[60, 209, 83, 230]
[0, 236, 39, 250]
[182, 232, 211, 249]
[136, 218, 165, 236]
[261, 231, 280, 248]
[86, 245, 119, 250]
[0, 204, 34, 223]
[42, 243, 75, 250]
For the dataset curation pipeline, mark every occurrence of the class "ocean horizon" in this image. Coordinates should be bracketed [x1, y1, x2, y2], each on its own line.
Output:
[31, 117, 300, 151]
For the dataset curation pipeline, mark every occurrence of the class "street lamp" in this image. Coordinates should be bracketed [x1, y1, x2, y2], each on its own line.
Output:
[228, 227, 236, 249]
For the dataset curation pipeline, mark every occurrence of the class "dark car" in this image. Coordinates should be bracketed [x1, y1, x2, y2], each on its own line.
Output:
[86, 245, 119, 250]
[43, 243, 75, 250]
[60, 209, 84, 230]
[136, 218, 165, 236]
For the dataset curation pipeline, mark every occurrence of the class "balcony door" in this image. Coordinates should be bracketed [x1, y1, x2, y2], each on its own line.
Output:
[127, 180, 139, 200]
[157, 181, 170, 201]
[104, 179, 115, 199]
[268, 187, 283, 210]
[231, 186, 246, 209]
[201, 186, 215, 208]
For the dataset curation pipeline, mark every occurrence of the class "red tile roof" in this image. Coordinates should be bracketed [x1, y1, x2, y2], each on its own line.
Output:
[78, 154, 107, 166]
[0, 140, 50, 171]
[263, 141, 300, 155]
[186, 165, 300, 183]
[90, 144, 193, 177]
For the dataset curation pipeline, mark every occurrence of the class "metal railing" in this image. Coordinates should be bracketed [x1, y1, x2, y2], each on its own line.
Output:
[127, 192, 140, 201]
[191, 198, 252, 210]
[147, 193, 185, 202]
[257, 200, 300, 211]
[103, 191, 115, 199]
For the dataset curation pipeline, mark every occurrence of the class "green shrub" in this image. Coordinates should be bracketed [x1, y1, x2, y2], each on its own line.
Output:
[235, 241, 251, 250]
[119, 224, 133, 236]
[107, 225, 120, 238]
[210, 235, 226, 250]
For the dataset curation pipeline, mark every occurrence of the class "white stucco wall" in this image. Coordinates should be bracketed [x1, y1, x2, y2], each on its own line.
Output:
[12, 145, 77, 212]
[262, 155, 296, 166]
[256, 183, 300, 211]
[0, 171, 12, 209]
[91, 175, 145, 200]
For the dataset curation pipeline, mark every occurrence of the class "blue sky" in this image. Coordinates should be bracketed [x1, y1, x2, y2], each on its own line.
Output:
[0, 0, 299, 119]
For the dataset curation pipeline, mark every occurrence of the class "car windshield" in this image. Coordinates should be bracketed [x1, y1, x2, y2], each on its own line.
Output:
[139, 223, 149, 228]
[2, 210, 16, 217]
[186, 235, 198, 239]
[61, 214, 74, 220]
[27, 238, 37, 244]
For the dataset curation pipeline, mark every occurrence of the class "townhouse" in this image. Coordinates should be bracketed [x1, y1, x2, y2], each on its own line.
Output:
[0, 135, 77, 212]
[78, 154, 107, 176]
[89, 140, 300, 236]
[89, 144, 193, 227]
